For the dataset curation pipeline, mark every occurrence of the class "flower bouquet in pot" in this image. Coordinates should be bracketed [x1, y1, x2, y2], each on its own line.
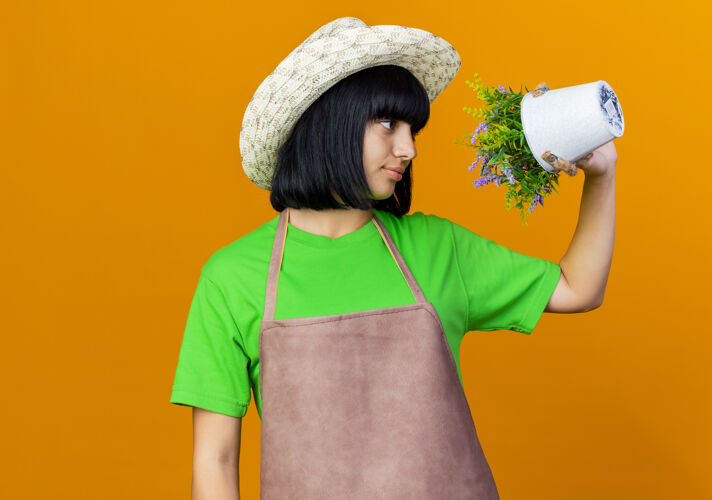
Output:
[457, 73, 624, 225]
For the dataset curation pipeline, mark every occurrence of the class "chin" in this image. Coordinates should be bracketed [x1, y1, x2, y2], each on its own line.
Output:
[366, 174, 397, 200]
[369, 185, 396, 200]
[371, 194, 391, 201]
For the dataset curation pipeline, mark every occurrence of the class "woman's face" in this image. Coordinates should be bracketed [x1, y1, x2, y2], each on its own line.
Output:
[362, 118, 417, 200]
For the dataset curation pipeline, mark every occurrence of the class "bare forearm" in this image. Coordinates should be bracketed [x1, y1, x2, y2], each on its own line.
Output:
[192, 461, 240, 500]
[560, 167, 616, 309]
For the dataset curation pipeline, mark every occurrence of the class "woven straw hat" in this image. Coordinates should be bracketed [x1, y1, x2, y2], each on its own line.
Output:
[239, 16, 461, 190]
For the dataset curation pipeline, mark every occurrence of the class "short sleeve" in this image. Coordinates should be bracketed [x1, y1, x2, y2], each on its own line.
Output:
[170, 272, 252, 417]
[450, 220, 561, 335]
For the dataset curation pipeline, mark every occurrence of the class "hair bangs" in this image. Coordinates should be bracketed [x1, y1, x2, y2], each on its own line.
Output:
[364, 65, 430, 135]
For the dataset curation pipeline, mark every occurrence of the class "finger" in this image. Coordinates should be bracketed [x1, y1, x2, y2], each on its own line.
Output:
[532, 82, 550, 98]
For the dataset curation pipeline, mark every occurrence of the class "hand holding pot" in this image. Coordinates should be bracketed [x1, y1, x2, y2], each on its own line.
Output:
[573, 140, 617, 177]
[523, 80, 624, 177]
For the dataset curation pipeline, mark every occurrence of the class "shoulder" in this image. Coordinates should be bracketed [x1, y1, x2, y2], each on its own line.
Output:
[373, 209, 454, 238]
[372, 209, 468, 266]
[375, 209, 496, 258]
[200, 213, 279, 286]
[374, 209, 487, 245]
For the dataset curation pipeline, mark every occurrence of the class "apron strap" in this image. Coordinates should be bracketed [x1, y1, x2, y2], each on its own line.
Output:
[370, 212, 427, 305]
[264, 207, 426, 321]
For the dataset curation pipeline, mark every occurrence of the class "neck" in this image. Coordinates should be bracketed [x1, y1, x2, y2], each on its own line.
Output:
[287, 207, 374, 239]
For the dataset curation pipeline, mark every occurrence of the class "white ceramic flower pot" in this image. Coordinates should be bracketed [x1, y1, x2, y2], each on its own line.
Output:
[520, 80, 624, 173]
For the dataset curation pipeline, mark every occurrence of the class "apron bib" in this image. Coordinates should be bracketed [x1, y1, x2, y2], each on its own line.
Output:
[259, 208, 500, 499]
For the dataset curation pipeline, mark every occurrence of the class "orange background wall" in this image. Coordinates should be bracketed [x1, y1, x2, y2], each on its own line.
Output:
[3, 1, 710, 498]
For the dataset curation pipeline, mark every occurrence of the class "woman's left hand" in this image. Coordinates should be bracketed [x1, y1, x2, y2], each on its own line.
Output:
[574, 140, 617, 177]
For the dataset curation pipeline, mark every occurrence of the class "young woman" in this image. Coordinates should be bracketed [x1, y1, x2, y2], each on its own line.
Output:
[170, 17, 616, 500]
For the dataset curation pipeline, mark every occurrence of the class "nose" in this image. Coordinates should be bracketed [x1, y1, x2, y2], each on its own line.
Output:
[393, 125, 417, 163]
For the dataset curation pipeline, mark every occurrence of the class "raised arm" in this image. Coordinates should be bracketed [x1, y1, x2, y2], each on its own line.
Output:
[191, 407, 242, 500]
[545, 140, 617, 313]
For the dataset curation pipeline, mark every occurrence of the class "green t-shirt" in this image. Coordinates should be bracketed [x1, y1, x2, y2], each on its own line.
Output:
[170, 209, 561, 419]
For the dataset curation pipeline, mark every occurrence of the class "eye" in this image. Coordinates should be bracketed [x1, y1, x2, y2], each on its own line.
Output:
[376, 118, 418, 139]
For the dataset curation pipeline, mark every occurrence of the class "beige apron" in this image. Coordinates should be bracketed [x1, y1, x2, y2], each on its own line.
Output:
[259, 207, 500, 499]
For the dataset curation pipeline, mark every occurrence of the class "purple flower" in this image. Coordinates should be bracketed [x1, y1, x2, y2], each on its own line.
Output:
[474, 122, 489, 135]
[472, 174, 500, 188]
[529, 193, 544, 212]
[497, 85, 508, 93]
[502, 166, 516, 185]
[468, 161, 477, 172]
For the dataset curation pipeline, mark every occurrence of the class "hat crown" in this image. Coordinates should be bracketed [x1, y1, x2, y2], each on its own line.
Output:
[302, 17, 366, 45]
[239, 17, 461, 191]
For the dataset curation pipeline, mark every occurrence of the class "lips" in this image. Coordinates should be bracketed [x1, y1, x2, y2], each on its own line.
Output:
[382, 166, 404, 180]
[383, 165, 406, 174]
